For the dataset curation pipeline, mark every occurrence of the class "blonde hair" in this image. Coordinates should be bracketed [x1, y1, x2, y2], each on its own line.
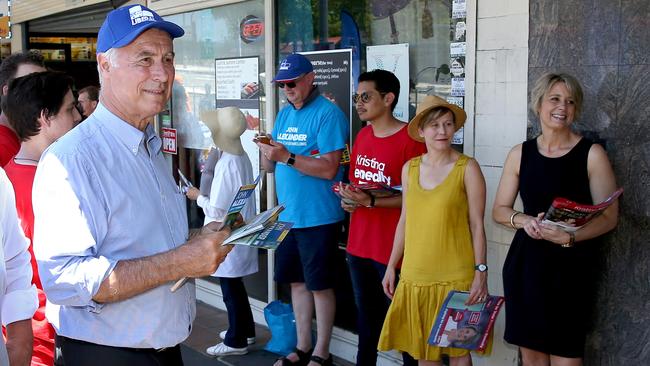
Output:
[419, 106, 455, 130]
[530, 73, 583, 119]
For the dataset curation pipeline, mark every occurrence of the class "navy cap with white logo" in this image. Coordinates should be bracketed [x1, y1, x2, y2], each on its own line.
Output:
[273, 53, 314, 82]
[97, 5, 184, 53]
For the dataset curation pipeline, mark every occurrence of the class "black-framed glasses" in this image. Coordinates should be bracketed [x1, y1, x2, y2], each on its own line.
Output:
[352, 91, 387, 104]
[277, 74, 305, 89]
[277, 80, 297, 89]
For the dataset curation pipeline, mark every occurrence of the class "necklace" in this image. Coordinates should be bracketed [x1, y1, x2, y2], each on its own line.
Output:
[13, 157, 39, 164]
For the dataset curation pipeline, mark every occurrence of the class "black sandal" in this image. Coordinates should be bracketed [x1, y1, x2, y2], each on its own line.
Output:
[309, 354, 333, 366]
[276, 347, 312, 366]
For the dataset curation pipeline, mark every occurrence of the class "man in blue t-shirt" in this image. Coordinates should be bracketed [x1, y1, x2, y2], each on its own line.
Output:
[257, 53, 348, 366]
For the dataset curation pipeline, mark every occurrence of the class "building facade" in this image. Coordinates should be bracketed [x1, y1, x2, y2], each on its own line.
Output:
[8, 1, 649, 365]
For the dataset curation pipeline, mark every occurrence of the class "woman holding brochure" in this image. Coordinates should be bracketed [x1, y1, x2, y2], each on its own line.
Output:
[378, 96, 488, 365]
[492, 73, 619, 365]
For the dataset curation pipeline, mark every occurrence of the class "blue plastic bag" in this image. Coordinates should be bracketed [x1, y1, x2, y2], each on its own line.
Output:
[263, 300, 297, 356]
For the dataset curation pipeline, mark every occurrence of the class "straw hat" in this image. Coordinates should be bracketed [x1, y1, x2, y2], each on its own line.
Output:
[407, 95, 467, 142]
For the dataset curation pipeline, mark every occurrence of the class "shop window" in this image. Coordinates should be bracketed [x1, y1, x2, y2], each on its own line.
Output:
[276, 0, 467, 332]
[277, 0, 467, 145]
[166, 0, 268, 303]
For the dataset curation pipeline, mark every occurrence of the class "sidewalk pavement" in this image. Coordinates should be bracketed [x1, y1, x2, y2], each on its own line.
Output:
[181, 301, 354, 366]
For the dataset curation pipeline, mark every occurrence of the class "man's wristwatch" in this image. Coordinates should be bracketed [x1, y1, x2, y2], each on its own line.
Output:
[475, 264, 488, 272]
[366, 195, 375, 208]
[286, 153, 296, 166]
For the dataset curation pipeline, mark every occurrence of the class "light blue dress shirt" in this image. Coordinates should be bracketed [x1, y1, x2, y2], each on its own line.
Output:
[32, 103, 194, 349]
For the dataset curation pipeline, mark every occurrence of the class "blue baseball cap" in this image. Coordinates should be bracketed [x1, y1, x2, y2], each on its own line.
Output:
[273, 54, 314, 82]
[97, 5, 184, 53]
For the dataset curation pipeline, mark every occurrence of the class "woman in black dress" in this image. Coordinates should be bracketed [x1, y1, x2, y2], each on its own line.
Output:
[492, 73, 619, 366]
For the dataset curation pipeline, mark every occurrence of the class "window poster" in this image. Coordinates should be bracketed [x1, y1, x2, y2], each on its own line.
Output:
[299, 49, 353, 155]
[366, 43, 410, 122]
[447, 97, 465, 145]
[215, 56, 261, 131]
[449, 4, 467, 146]
[215, 56, 262, 204]
[300, 49, 353, 124]
[452, 0, 467, 19]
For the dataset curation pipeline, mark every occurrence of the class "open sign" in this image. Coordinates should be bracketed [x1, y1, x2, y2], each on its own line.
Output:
[161, 127, 177, 154]
[240, 15, 264, 44]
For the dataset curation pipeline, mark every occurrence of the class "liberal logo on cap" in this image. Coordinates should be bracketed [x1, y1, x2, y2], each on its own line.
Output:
[279, 60, 292, 71]
[97, 5, 184, 54]
[129, 6, 156, 25]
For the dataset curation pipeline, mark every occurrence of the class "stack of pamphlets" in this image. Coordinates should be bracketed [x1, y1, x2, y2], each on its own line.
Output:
[542, 187, 623, 232]
[224, 204, 292, 250]
[332, 182, 402, 205]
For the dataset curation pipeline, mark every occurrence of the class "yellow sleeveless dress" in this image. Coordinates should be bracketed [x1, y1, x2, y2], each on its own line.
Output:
[378, 154, 475, 361]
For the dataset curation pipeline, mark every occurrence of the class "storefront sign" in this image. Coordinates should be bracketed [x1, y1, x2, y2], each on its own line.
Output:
[300, 49, 353, 125]
[161, 127, 177, 154]
[239, 15, 264, 44]
[366, 43, 410, 122]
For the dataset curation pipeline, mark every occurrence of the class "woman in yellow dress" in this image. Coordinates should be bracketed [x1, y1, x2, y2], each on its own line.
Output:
[379, 96, 488, 365]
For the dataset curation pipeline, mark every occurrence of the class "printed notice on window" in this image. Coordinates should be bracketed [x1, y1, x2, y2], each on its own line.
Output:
[451, 78, 465, 97]
[452, 0, 467, 19]
[450, 42, 466, 57]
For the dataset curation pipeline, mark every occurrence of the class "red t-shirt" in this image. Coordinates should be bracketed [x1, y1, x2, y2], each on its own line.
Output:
[346, 124, 426, 265]
[0, 124, 20, 167]
[4, 160, 55, 366]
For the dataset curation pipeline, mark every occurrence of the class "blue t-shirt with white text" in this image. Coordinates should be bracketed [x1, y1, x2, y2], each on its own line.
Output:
[272, 95, 349, 228]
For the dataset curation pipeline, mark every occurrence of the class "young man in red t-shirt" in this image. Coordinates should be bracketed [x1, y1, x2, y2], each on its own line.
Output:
[0, 51, 46, 167]
[4, 71, 81, 366]
[338, 70, 425, 366]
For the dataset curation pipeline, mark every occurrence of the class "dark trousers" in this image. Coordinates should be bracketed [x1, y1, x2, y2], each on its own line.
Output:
[346, 254, 416, 366]
[54, 335, 183, 366]
[219, 276, 255, 348]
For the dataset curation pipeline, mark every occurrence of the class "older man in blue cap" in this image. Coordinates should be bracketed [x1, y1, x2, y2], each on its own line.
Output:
[32, 5, 233, 365]
[257, 54, 349, 366]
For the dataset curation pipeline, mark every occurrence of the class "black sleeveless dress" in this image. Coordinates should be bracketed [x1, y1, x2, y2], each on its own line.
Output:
[503, 137, 597, 358]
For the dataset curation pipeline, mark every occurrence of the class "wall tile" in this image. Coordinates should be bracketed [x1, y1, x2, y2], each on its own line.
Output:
[476, 51, 497, 83]
[475, 82, 507, 115]
[474, 146, 512, 167]
[475, 114, 527, 148]
[477, 14, 528, 50]
[505, 48, 529, 82]
[620, 0, 649, 65]
[530, 0, 620, 67]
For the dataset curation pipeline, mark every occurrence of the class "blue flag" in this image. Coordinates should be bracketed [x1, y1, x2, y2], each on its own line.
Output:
[340, 10, 361, 91]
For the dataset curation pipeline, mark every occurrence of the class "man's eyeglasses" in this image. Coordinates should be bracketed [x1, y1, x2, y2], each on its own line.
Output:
[352, 91, 386, 104]
[277, 74, 305, 89]
[277, 80, 297, 89]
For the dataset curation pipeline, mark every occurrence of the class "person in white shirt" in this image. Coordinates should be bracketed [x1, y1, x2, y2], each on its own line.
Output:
[186, 107, 258, 356]
[0, 167, 38, 365]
